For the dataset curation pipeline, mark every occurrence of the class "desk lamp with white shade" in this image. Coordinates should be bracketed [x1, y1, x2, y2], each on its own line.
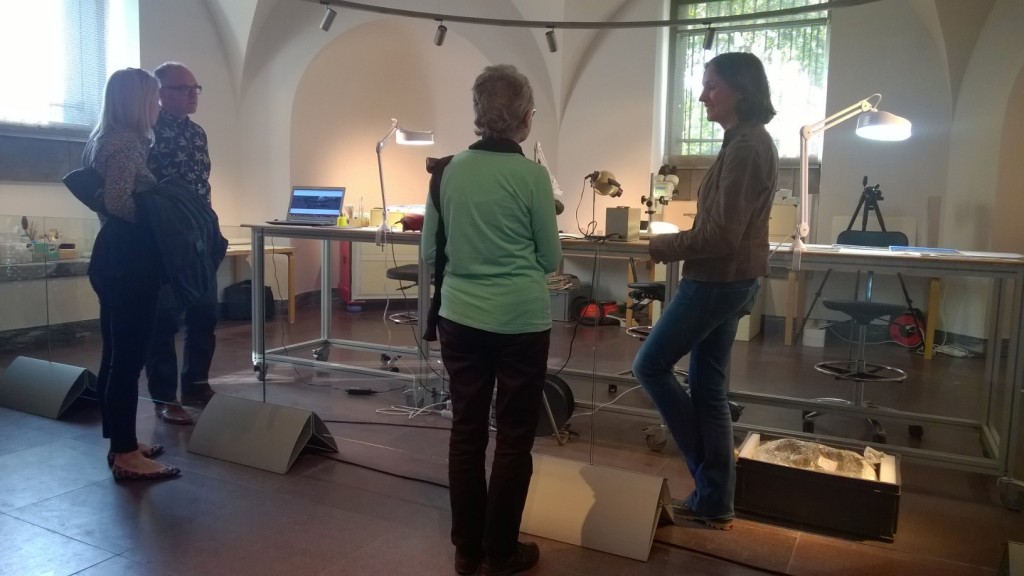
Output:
[375, 118, 434, 245]
[793, 93, 911, 269]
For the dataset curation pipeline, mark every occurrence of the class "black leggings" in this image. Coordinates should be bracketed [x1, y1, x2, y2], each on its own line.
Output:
[90, 219, 162, 454]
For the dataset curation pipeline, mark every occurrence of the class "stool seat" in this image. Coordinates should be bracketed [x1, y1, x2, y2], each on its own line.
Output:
[815, 360, 907, 382]
[627, 281, 665, 302]
[385, 264, 432, 325]
[822, 299, 905, 326]
[386, 263, 429, 283]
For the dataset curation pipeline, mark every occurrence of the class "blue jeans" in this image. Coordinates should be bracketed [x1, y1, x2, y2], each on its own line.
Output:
[632, 277, 760, 520]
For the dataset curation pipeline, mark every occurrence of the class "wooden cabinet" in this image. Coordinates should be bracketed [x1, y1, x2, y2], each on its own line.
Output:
[338, 241, 420, 302]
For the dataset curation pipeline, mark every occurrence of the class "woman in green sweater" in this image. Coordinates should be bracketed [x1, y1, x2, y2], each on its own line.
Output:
[422, 64, 562, 576]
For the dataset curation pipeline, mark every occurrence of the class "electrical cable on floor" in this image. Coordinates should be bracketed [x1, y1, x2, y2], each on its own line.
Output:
[265, 234, 310, 386]
[566, 384, 643, 422]
[321, 418, 449, 430]
[315, 446, 792, 575]
[654, 542, 793, 576]
[376, 400, 449, 419]
[315, 452, 449, 489]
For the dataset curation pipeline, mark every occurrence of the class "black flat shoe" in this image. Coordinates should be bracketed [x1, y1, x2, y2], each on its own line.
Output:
[107, 444, 165, 468]
[455, 549, 483, 575]
[111, 463, 180, 481]
[481, 542, 539, 576]
[181, 386, 216, 407]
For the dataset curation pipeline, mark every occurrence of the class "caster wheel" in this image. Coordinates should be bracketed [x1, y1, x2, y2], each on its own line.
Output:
[997, 478, 1024, 511]
[872, 433, 887, 444]
[646, 435, 668, 452]
[908, 425, 924, 438]
[312, 346, 330, 362]
[608, 384, 618, 394]
[802, 421, 814, 433]
[728, 402, 744, 423]
[643, 425, 668, 452]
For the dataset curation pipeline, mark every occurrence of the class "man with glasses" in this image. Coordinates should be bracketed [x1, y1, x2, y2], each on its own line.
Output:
[145, 61, 216, 425]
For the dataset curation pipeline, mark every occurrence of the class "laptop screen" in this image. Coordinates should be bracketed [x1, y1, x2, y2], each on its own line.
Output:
[286, 186, 345, 222]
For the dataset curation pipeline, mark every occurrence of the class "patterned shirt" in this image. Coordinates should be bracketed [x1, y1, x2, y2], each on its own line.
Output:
[148, 109, 211, 204]
[84, 130, 157, 222]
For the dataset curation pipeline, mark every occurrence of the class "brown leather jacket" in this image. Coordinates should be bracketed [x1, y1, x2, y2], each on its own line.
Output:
[649, 122, 778, 282]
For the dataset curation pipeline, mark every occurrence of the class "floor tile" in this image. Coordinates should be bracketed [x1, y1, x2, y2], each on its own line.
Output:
[0, 513, 113, 576]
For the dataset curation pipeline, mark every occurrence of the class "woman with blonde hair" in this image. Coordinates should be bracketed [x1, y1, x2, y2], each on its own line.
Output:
[85, 68, 179, 481]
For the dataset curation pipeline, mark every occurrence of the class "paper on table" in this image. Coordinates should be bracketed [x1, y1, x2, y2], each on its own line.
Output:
[959, 251, 1024, 259]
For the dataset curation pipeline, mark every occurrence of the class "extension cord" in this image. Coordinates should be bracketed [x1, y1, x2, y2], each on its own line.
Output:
[934, 344, 970, 358]
[441, 400, 453, 420]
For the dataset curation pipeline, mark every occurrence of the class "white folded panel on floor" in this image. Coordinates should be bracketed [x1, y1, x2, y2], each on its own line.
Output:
[0, 356, 95, 419]
[521, 453, 673, 561]
[188, 394, 337, 474]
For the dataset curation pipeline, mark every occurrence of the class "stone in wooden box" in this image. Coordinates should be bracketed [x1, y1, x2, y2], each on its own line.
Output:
[735, 433, 900, 541]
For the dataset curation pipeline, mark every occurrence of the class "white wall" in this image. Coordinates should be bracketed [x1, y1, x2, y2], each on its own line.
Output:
[4, 0, 1022, 337]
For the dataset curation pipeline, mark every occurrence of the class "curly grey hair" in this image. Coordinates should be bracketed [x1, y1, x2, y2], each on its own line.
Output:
[472, 64, 534, 141]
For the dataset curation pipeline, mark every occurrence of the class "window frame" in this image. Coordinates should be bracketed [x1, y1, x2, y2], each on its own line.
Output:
[665, 0, 831, 162]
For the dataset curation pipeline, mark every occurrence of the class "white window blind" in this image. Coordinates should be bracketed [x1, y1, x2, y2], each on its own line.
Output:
[0, 0, 139, 135]
[667, 0, 829, 158]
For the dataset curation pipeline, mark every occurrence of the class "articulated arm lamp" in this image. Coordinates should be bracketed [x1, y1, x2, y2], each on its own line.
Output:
[793, 94, 911, 269]
[376, 118, 433, 245]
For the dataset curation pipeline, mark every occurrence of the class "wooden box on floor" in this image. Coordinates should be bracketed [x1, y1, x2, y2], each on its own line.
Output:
[734, 433, 900, 541]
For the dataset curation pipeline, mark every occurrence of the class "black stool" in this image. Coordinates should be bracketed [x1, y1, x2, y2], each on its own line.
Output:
[625, 280, 745, 451]
[805, 299, 909, 443]
[385, 264, 432, 324]
[625, 281, 665, 340]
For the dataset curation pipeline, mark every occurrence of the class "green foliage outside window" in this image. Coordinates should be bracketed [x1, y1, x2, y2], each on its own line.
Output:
[668, 0, 830, 158]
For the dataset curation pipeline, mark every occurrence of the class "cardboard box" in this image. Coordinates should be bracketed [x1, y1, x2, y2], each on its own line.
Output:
[735, 433, 900, 541]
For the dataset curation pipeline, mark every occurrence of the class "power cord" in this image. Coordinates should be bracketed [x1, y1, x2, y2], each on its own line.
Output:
[566, 384, 643, 422]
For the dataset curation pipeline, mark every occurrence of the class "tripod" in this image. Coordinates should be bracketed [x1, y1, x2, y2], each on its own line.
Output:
[796, 177, 926, 346]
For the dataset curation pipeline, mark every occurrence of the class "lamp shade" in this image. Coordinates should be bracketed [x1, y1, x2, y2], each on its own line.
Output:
[855, 110, 912, 141]
[396, 127, 434, 145]
[593, 170, 622, 197]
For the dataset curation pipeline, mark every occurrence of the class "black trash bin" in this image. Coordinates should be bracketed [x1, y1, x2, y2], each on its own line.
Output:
[223, 280, 275, 321]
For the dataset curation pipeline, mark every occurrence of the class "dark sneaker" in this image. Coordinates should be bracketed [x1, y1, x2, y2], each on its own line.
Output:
[481, 541, 539, 576]
[454, 549, 482, 575]
[181, 385, 216, 406]
[671, 498, 734, 531]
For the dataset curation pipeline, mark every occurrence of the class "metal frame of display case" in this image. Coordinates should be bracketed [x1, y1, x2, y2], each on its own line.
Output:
[246, 225, 1024, 508]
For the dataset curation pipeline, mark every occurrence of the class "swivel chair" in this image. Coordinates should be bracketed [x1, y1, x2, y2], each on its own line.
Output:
[384, 263, 432, 324]
[803, 229, 917, 443]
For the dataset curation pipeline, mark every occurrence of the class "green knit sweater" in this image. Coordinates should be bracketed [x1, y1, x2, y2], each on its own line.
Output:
[421, 148, 562, 334]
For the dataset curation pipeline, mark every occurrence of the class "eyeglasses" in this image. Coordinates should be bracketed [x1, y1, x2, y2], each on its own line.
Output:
[162, 84, 203, 95]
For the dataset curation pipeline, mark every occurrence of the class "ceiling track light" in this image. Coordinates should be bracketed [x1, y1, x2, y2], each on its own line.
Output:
[545, 28, 557, 53]
[702, 25, 716, 50]
[434, 20, 447, 46]
[320, 2, 337, 31]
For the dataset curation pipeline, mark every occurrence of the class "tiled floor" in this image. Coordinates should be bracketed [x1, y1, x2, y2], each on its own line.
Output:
[1, 301, 1022, 575]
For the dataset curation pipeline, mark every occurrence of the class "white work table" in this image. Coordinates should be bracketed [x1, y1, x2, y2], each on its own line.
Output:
[243, 225, 1024, 507]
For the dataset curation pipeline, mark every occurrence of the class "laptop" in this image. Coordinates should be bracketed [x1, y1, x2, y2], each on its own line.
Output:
[267, 186, 345, 226]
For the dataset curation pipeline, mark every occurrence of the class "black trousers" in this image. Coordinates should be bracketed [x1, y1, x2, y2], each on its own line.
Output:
[145, 280, 218, 403]
[439, 317, 550, 561]
[89, 219, 162, 454]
